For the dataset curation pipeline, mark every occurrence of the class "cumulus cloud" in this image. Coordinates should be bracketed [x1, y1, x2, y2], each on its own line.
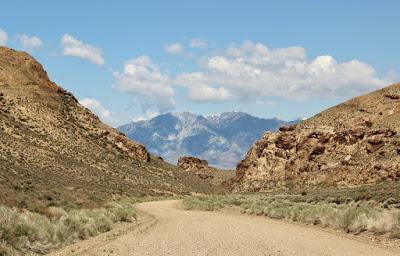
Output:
[131, 110, 159, 122]
[61, 34, 105, 66]
[176, 72, 233, 102]
[190, 38, 208, 48]
[113, 55, 175, 113]
[16, 34, 43, 50]
[79, 98, 111, 119]
[0, 28, 7, 46]
[164, 43, 184, 54]
[176, 41, 391, 102]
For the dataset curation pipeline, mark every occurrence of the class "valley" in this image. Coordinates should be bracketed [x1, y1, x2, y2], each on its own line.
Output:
[1, 46, 399, 255]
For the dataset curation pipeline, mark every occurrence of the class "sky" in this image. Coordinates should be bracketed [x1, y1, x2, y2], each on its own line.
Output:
[0, 0, 399, 126]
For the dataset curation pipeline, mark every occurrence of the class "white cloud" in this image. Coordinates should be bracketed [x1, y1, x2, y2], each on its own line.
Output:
[176, 41, 391, 102]
[164, 43, 184, 54]
[113, 55, 175, 113]
[187, 84, 232, 102]
[16, 34, 43, 50]
[131, 110, 159, 122]
[79, 98, 111, 119]
[61, 34, 105, 66]
[190, 38, 208, 48]
[0, 28, 7, 46]
[255, 100, 276, 105]
[176, 72, 233, 102]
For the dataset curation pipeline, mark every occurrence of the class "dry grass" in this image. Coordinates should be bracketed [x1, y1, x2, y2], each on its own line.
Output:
[183, 186, 400, 239]
[0, 199, 136, 256]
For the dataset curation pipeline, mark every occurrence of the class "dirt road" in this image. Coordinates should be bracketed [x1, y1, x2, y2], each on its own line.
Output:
[50, 200, 399, 256]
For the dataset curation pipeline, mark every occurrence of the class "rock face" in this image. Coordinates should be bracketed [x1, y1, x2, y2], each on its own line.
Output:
[119, 112, 299, 169]
[0, 47, 220, 210]
[178, 156, 214, 179]
[230, 83, 400, 192]
[106, 133, 150, 163]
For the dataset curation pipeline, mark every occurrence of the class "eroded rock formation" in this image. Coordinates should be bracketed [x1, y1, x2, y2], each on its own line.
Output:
[230, 83, 400, 191]
[178, 156, 215, 179]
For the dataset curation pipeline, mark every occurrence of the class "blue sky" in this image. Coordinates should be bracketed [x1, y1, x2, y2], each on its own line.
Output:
[1, 0, 399, 126]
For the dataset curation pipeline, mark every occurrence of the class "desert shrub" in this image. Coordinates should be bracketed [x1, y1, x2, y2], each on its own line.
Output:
[182, 196, 225, 211]
[366, 211, 396, 235]
[383, 197, 398, 209]
[0, 241, 19, 256]
[391, 212, 400, 238]
[107, 200, 136, 222]
[46, 207, 67, 221]
[335, 205, 372, 232]
[61, 210, 98, 239]
[184, 194, 400, 239]
[0, 200, 136, 255]
[0, 206, 56, 254]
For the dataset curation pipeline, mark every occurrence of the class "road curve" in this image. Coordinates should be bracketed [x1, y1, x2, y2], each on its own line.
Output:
[50, 200, 399, 256]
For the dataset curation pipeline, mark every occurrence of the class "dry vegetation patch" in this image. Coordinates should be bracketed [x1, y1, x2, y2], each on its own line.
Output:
[0, 199, 137, 256]
[183, 183, 400, 239]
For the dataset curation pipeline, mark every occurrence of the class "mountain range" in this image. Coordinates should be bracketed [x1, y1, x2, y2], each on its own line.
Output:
[119, 112, 298, 169]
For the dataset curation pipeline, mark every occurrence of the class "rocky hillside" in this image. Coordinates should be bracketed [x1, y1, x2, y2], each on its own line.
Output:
[230, 83, 400, 192]
[119, 112, 298, 169]
[0, 47, 221, 211]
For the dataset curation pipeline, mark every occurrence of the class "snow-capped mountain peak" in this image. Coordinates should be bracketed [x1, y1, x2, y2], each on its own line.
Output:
[118, 111, 297, 169]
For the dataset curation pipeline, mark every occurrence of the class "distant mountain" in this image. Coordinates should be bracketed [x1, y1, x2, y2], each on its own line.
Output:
[119, 111, 299, 169]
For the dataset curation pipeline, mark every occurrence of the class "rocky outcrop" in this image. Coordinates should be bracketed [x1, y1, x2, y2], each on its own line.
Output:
[106, 133, 150, 163]
[178, 156, 214, 179]
[230, 83, 400, 192]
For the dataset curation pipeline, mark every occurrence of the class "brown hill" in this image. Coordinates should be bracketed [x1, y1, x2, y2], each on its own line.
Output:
[0, 47, 221, 211]
[230, 83, 400, 192]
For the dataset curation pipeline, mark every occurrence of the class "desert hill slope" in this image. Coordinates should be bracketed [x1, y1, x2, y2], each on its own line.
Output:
[0, 47, 220, 211]
[230, 83, 400, 191]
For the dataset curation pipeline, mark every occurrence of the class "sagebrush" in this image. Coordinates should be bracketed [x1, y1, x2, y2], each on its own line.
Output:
[183, 194, 400, 238]
[0, 199, 136, 256]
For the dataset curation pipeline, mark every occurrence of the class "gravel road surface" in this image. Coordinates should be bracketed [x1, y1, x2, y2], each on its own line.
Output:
[49, 200, 400, 256]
